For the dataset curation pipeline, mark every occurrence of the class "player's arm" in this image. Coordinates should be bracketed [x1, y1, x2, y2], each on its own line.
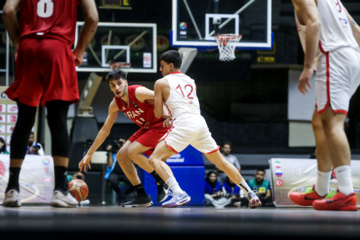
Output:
[154, 78, 167, 119]
[345, 8, 360, 48]
[292, 0, 320, 95]
[135, 86, 155, 102]
[2, 0, 21, 58]
[79, 99, 118, 171]
[73, 0, 99, 66]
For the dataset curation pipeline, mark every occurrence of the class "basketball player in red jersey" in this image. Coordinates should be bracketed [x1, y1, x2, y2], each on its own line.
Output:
[2, 0, 98, 208]
[79, 70, 170, 207]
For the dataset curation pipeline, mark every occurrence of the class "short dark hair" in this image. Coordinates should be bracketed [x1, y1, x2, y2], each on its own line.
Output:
[160, 50, 182, 68]
[105, 70, 126, 83]
[222, 141, 232, 148]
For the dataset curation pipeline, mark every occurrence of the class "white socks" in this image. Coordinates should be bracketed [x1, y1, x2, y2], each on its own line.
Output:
[165, 176, 183, 195]
[334, 165, 354, 196]
[237, 178, 252, 198]
[315, 170, 331, 196]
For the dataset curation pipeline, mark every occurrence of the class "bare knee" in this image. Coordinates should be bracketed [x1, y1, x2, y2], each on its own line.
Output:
[148, 156, 156, 169]
[116, 149, 128, 165]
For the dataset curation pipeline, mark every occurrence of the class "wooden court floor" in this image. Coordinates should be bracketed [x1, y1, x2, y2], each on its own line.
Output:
[1, 205, 359, 240]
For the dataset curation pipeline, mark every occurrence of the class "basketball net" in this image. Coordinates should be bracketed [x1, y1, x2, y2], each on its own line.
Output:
[109, 62, 131, 71]
[109, 62, 131, 79]
[215, 34, 242, 61]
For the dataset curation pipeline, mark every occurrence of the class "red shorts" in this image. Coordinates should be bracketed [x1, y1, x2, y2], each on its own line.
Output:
[5, 37, 79, 107]
[129, 125, 169, 157]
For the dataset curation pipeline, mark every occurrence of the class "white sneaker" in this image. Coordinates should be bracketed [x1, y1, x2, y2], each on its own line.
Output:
[161, 191, 191, 208]
[2, 189, 21, 207]
[248, 191, 262, 208]
[50, 190, 78, 208]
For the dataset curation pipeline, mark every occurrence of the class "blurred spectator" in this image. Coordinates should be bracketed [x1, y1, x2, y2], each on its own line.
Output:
[217, 141, 240, 184]
[248, 169, 274, 207]
[0, 137, 9, 154]
[104, 137, 134, 205]
[26, 132, 44, 155]
[222, 177, 248, 208]
[204, 171, 231, 208]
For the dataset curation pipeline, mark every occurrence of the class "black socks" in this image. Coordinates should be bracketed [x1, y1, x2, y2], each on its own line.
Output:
[5, 167, 21, 192]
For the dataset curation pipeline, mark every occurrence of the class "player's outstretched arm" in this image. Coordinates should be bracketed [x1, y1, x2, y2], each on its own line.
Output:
[79, 100, 118, 171]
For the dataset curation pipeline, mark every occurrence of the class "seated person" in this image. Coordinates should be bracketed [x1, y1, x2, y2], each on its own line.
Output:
[204, 171, 231, 208]
[105, 137, 134, 205]
[247, 169, 274, 207]
[222, 177, 248, 208]
[67, 171, 85, 183]
[0, 137, 9, 154]
[26, 131, 44, 155]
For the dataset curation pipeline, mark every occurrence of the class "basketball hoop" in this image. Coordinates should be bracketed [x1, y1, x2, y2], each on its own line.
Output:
[215, 34, 242, 61]
[109, 62, 131, 71]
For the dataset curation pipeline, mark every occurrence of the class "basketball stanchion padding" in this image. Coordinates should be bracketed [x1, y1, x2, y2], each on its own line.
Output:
[215, 34, 242, 61]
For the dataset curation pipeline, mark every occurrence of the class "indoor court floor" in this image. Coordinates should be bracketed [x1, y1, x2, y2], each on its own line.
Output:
[1, 205, 359, 240]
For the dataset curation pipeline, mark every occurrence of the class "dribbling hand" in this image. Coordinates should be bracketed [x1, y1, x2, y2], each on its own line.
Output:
[79, 154, 92, 171]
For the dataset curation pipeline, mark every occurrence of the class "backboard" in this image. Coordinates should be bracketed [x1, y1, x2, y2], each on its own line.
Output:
[75, 22, 157, 73]
[172, 0, 272, 49]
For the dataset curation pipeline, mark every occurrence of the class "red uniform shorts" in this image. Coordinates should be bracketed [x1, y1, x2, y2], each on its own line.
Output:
[129, 125, 169, 157]
[5, 37, 79, 107]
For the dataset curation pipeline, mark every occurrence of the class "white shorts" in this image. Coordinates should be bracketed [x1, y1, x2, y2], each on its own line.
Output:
[160, 115, 219, 154]
[315, 47, 360, 114]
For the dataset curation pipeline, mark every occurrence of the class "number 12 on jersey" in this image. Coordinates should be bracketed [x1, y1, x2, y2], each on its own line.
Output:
[176, 84, 194, 99]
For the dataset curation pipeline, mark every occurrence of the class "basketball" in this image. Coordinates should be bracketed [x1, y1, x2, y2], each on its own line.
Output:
[68, 179, 89, 202]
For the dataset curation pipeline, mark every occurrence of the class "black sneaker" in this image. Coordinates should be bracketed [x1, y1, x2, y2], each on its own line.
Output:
[122, 194, 153, 208]
[157, 182, 170, 203]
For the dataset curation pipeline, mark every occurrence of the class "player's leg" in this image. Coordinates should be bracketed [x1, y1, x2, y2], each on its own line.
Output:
[149, 141, 191, 208]
[2, 101, 37, 207]
[46, 100, 77, 208]
[288, 108, 332, 206]
[116, 140, 152, 207]
[312, 107, 357, 210]
[204, 150, 261, 208]
[312, 49, 358, 211]
[127, 141, 169, 203]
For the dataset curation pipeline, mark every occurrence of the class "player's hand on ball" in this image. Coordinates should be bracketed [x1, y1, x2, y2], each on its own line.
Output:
[79, 154, 92, 171]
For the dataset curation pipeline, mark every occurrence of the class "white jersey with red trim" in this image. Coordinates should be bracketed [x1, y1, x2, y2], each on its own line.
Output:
[295, 0, 358, 64]
[164, 72, 200, 118]
[317, 0, 358, 52]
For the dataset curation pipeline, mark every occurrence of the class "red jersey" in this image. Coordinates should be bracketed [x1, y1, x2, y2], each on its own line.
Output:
[115, 85, 165, 129]
[19, 0, 79, 46]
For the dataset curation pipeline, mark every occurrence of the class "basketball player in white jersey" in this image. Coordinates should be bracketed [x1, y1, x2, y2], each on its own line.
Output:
[289, 0, 360, 211]
[149, 50, 261, 208]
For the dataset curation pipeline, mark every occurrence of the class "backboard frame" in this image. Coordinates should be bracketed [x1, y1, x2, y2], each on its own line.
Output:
[75, 22, 157, 73]
[171, 0, 272, 50]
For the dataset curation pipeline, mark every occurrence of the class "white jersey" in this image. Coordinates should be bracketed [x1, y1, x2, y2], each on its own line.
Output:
[317, 0, 358, 52]
[164, 72, 201, 118]
[295, 0, 358, 69]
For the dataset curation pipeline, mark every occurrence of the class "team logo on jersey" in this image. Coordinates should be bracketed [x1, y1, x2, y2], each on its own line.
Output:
[339, 18, 348, 24]
[122, 106, 126, 111]
[132, 102, 138, 109]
